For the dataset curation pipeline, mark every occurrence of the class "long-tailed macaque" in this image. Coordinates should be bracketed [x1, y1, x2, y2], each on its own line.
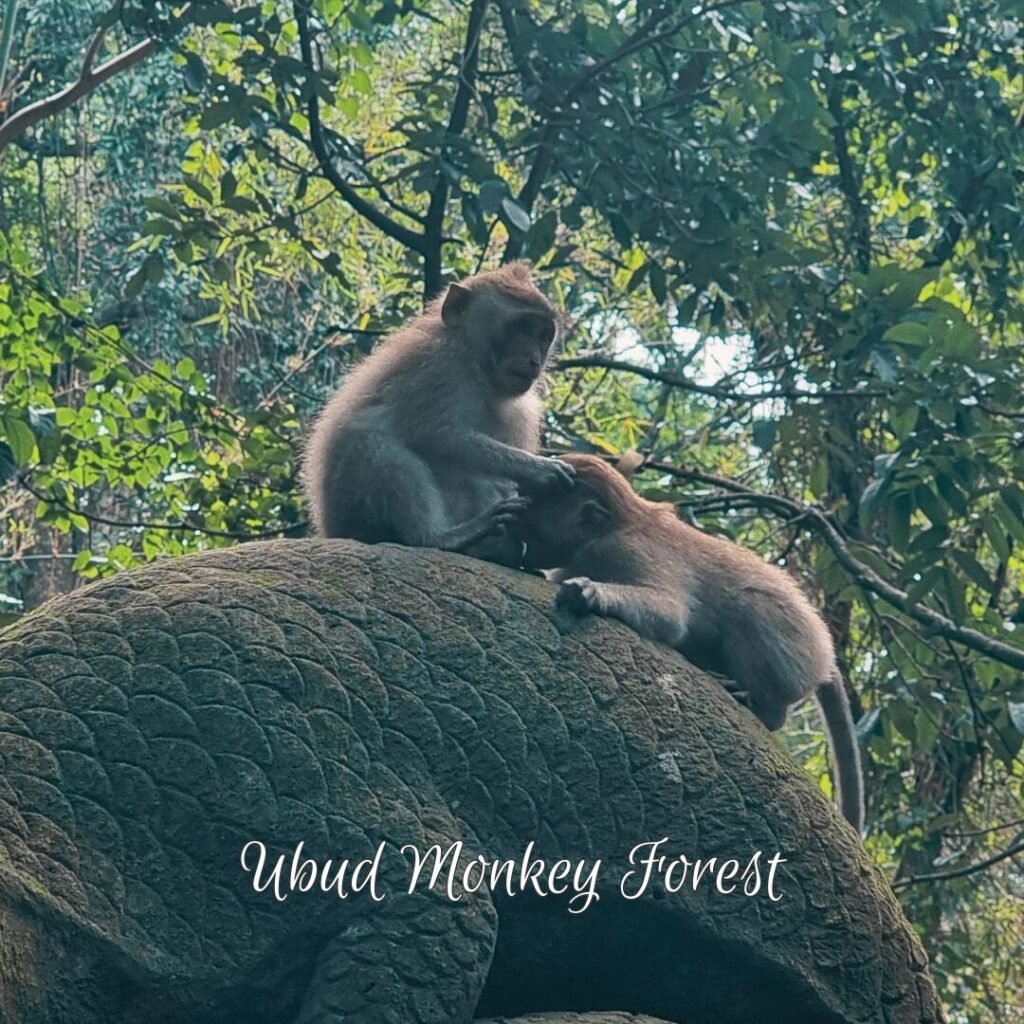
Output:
[301, 262, 574, 565]
[515, 453, 865, 832]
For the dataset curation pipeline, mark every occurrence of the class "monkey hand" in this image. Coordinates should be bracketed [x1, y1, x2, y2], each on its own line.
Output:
[556, 577, 602, 616]
[480, 495, 532, 537]
[522, 456, 576, 494]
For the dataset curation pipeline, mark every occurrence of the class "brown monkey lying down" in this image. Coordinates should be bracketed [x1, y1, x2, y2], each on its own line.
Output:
[301, 262, 574, 566]
[514, 453, 865, 832]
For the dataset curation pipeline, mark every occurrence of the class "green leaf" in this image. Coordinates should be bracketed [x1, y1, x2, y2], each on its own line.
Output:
[223, 196, 260, 215]
[124, 266, 146, 298]
[882, 322, 929, 346]
[478, 179, 505, 215]
[981, 515, 1011, 562]
[906, 216, 929, 239]
[888, 701, 918, 743]
[144, 255, 164, 284]
[809, 457, 828, 498]
[889, 402, 918, 439]
[142, 218, 177, 237]
[143, 196, 181, 219]
[913, 484, 947, 527]
[500, 196, 531, 233]
[183, 52, 207, 92]
[1009, 702, 1024, 735]
[649, 261, 667, 303]
[1, 415, 36, 466]
[183, 176, 215, 204]
[948, 549, 991, 592]
[994, 498, 1024, 545]
[886, 492, 912, 550]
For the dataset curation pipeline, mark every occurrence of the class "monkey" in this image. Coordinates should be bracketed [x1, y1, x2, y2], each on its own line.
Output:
[300, 261, 574, 566]
[513, 453, 865, 832]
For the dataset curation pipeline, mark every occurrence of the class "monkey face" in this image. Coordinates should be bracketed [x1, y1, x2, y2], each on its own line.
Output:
[441, 272, 559, 397]
[487, 312, 557, 397]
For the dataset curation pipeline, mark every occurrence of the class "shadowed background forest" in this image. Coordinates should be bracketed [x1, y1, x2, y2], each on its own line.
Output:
[0, 1, 1021, 1018]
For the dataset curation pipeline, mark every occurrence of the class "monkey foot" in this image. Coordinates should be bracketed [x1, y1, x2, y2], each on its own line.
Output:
[710, 673, 751, 709]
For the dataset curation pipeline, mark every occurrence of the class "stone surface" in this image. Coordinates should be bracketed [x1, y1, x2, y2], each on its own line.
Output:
[0, 540, 942, 1023]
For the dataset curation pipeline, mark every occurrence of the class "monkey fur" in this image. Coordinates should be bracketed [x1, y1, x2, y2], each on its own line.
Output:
[515, 453, 865, 832]
[301, 262, 574, 566]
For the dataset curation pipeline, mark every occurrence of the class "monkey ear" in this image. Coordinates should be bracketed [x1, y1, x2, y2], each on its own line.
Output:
[614, 449, 645, 480]
[578, 499, 612, 532]
[441, 282, 472, 326]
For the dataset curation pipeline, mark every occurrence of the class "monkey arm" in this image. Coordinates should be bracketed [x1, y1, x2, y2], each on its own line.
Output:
[414, 428, 573, 490]
[557, 578, 690, 649]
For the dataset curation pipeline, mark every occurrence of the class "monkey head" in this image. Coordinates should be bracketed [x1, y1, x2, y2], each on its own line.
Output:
[441, 262, 560, 398]
[515, 454, 636, 568]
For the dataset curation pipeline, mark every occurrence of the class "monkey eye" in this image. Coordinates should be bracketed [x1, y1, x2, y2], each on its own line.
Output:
[515, 313, 555, 346]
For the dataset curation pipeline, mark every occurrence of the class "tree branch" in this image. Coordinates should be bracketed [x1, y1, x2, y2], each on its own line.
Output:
[80, 20, 111, 76]
[293, 0, 426, 255]
[892, 833, 1024, 888]
[0, 0, 20, 104]
[556, 354, 889, 401]
[0, 2, 191, 155]
[647, 458, 1024, 671]
[422, 0, 489, 298]
[827, 84, 871, 274]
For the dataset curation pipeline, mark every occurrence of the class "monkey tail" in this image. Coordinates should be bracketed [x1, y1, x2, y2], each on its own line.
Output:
[814, 674, 865, 835]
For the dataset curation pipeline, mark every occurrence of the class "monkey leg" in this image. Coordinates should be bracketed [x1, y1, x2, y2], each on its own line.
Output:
[295, 864, 497, 1024]
[718, 644, 789, 731]
[719, 672, 785, 729]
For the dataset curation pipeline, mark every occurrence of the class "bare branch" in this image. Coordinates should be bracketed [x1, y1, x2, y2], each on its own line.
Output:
[0, 38, 154, 154]
[293, 1, 427, 255]
[892, 834, 1024, 888]
[422, 0, 489, 298]
[556, 354, 889, 401]
[558, 449, 1024, 673]
[0, 4, 192, 155]
[81, 22, 111, 76]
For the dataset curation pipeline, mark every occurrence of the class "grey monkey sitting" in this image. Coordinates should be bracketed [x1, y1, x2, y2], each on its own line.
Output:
[301, 262, 574, 565]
